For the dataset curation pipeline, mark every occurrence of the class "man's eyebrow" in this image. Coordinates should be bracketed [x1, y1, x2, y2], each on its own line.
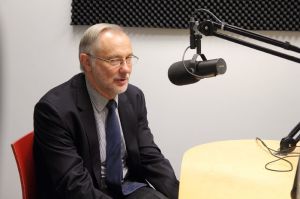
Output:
[106, 53, 134, 59]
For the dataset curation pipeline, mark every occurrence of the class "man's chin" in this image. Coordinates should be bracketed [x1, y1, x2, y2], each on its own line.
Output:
[116, 84, 128, 94]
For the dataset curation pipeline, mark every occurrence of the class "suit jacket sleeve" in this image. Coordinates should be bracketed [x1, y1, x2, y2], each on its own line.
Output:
[33, 98, 112, 199]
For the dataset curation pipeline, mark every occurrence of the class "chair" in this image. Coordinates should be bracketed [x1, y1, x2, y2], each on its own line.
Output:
[11, 131, 36, 199]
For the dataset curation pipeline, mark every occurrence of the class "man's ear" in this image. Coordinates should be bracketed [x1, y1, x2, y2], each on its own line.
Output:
[80, 53, 92, 72]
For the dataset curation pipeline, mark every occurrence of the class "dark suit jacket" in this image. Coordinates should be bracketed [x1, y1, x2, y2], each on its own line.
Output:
[33, 73, 179, 199]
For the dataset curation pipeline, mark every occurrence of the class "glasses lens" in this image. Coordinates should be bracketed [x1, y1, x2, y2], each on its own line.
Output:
[128, 56, 138, 65]
[107, 56, 139, 67]
[109, 59, 122, 66]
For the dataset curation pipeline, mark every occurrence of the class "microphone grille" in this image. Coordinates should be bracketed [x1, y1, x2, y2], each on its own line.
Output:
[168, 60, 200, 86]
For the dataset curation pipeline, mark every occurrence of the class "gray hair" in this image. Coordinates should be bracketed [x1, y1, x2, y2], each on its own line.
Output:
[78, 23, 123, 71]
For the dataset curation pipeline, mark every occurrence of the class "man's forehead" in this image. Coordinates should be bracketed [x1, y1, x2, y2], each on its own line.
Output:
[94, 31, 132, 56]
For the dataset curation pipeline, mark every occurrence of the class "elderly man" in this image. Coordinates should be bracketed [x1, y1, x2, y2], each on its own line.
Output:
[33, 23, 179, 199]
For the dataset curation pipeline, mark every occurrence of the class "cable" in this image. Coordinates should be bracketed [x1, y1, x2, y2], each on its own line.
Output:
[193, 8, 227, 30]
[256, 137, 300, 172]
[193, 8, 223, 24]
[181, 46, 205, 80]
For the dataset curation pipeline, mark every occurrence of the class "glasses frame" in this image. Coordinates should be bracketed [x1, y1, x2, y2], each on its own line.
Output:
[86, 53, 139, 67]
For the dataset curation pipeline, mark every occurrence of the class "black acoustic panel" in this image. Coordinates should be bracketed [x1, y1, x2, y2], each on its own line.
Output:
[71, 0, 300, 31]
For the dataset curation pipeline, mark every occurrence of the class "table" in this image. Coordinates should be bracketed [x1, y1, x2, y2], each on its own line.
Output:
[179, 139, 299, 199]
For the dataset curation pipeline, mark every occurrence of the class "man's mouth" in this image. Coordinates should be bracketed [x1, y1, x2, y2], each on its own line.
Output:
[115, 77, 128, 85]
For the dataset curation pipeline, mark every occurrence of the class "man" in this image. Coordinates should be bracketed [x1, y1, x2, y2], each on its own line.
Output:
[33, 23, 179, 199]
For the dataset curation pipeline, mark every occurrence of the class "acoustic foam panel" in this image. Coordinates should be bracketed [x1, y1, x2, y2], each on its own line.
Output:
[71, 0, 300, 31]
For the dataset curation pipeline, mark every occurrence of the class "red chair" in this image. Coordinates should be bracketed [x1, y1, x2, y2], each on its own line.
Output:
[11, 131, 36, 199]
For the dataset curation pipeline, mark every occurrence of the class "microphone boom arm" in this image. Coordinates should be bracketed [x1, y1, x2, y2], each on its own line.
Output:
[280, 122, 300, 154]
[197, 20, 300, 63]
[191, 15, 300, 152]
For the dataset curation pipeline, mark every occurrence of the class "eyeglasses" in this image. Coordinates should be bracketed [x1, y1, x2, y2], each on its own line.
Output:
[87, 53, 139, 67]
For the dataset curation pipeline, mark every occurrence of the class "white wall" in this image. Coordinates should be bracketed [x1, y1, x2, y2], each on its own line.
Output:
[1, 0, 300, 198]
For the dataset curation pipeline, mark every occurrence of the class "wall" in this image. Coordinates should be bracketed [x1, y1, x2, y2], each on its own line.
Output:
[1, 0, 300, 198]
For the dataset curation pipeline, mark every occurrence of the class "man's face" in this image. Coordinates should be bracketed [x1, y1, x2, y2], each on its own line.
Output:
[84, 30, 133, 99]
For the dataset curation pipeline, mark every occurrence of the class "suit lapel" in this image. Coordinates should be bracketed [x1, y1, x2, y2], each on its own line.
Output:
[118, 93, 140, 169]
[73, 74, 102, 188]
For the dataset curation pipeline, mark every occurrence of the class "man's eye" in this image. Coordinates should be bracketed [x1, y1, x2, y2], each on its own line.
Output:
[110, 59, 121, 65]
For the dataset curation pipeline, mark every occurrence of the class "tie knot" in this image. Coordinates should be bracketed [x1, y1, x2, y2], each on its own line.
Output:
[106, 100, 117, 110]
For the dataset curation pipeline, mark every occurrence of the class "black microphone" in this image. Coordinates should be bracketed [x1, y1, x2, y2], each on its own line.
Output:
[168, 58, 227, 86]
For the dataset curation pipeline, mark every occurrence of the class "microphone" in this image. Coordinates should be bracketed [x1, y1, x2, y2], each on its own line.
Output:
[168, 58, 227, 86]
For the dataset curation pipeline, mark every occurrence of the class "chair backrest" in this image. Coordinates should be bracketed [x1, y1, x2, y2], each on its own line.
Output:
[11, 131, 36, 199]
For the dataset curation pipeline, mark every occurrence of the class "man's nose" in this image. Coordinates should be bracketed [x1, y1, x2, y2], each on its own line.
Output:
[119, 60, 132, 72]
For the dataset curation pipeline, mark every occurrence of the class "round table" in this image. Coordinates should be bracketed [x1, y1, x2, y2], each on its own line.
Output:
[179, 139, 299, 199]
